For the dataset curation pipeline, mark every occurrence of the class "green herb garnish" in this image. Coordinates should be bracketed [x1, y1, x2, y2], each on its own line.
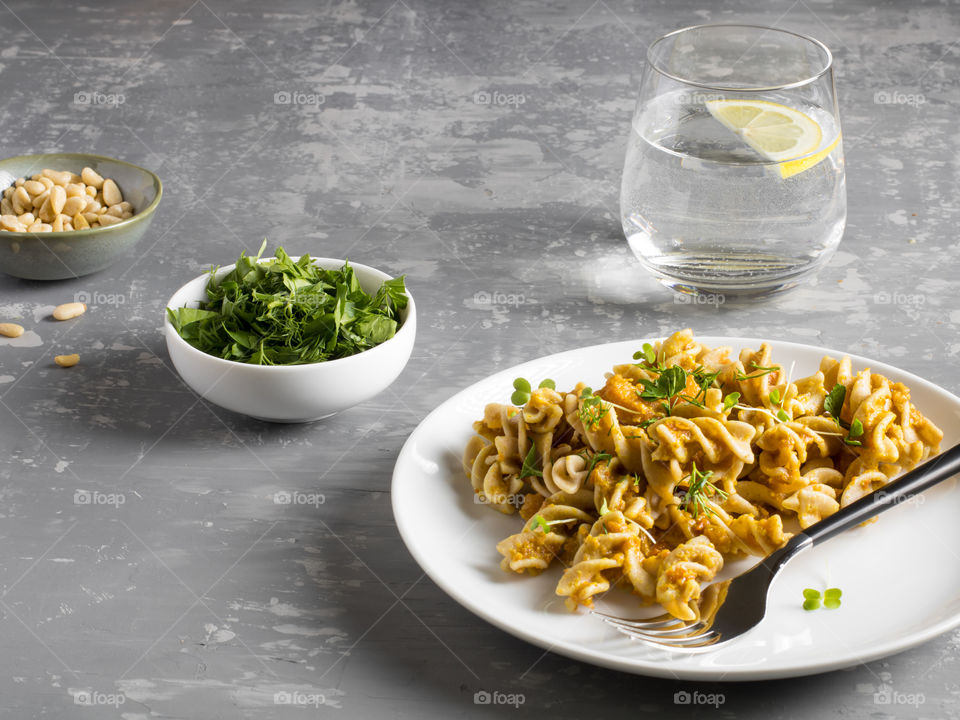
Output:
[802, 588, 822, 611]
[167, 243, 407, 365]
[578, 387, 610, 430]
[823, 587, 842, 609]
[584, 451, 613, 476]
[824, 383, 845, 420]
[844, 418, 864, 446]
[735, 362, 780, 381]
[532, 514, 576, 533]
[511, 377, 556, 406]
[633, 342, 663, 370]
[678, 462, 728, 518]
[803, 586, 842, 610]
[520, 444, 542, 479]
[639, 366, 687, 402]
[723, 392, 740, 411]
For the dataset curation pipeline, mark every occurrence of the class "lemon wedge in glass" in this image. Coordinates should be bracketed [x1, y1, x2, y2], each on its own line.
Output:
[705, 99, 835, 178]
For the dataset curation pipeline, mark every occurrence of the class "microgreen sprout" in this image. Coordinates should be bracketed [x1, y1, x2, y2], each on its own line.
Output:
[633, 342, 661, 369]
[735, 361, 781, 381]
[532, 514, 577, 534]
[578, 387, 610, 430]
[802, 587, 842, 611]
[511, 377, 555, 406]
[723, 392, 740, 411]
[678, 462, 728, 518]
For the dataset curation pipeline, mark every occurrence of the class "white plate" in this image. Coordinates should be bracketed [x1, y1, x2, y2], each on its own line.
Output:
[391, 337, 960, 680]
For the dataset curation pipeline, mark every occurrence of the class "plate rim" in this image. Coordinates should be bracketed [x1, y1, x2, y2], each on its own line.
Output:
[391, 335, 960, 680]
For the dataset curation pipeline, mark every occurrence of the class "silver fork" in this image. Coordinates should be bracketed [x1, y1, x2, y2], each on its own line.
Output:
[592, 442, 960, 652]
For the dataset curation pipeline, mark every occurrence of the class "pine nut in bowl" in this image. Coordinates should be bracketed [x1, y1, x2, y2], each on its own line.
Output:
[163, 249, 416, 423]
[0, 152, 162, 280]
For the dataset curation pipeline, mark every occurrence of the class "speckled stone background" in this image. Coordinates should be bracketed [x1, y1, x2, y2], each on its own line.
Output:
[1, 0, 958, 717]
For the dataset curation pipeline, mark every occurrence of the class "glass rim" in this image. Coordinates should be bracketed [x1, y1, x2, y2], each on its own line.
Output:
[646, 23, 834, 92]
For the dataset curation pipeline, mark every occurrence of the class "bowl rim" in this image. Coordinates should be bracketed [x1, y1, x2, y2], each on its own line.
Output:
[164, 256, 416, 372]
[0, 152, 163, 238]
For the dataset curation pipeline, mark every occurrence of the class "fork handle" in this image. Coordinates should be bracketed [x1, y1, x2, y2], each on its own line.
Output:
[789, 441, 960, 549]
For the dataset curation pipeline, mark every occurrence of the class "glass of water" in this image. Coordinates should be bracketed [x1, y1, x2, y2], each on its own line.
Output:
[620, 24, 845, 298]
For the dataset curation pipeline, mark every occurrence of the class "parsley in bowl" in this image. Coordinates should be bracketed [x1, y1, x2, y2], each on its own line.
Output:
[164, 244, 415, 422]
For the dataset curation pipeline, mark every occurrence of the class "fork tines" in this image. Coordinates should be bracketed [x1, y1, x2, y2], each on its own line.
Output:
[590, 609, 722, 650]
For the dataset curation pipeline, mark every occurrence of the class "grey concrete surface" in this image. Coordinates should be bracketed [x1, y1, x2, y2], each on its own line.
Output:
[1, 0, 958, 717]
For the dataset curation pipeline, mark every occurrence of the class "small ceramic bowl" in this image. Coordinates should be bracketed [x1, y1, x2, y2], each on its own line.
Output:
[0, 152, 163, 280]
[164, 258, 416, 422]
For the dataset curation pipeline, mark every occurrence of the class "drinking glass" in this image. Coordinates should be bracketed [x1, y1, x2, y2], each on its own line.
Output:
[620, 24, 845, 298]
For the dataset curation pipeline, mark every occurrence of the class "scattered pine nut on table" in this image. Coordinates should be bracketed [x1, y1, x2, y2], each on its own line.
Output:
[52, 302, 87, 321]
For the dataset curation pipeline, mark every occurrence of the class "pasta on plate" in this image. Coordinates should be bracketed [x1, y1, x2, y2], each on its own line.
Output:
[462, 330, 943, 622]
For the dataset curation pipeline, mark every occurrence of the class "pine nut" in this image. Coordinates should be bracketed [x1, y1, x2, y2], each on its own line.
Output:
[38, 197, 56, 223]
[55, 354, 80, 367]
[42, 168, 72, 186]
[53, 302, 87, 320]
[18, 212, 35, 225]
[32, 189, 50, 210]
[51, 215, 65, 232]
[102, 178, 122, 206]
[97, 213, 122, 226]
[85, 186, 97, 197]
[50, 186, 66, 215]
[62, 196, 86, 217]
[81, 167, 104, 189]
[0, 323, 24, 338]
[23, 180, 45, 196]
[82, 212, 99, 225]
[0, 215, 20, 231]
[13, 186, 30, 214]
[65, 183, 86, 198]
[73, 212, 89, 230]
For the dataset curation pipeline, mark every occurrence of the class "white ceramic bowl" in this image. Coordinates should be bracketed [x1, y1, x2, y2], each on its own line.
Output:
[164, 257, 415, 422]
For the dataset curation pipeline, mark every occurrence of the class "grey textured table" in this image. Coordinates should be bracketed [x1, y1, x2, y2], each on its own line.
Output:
[1, 1, 959, 717]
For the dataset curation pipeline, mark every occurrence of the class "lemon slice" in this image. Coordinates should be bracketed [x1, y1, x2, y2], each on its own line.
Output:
[705, 99, 825, 177]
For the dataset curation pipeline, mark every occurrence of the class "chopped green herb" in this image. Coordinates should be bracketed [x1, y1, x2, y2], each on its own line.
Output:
[678, 462, 728, 518]
[167, 243, 406, 365]
[735, 362, 781, 381]
[520, 444, 542, 479]
[844, 418, 864, 446]
[584, 452, 613, 476]
[824, 383, 845, 420]
[578, 387, 609, 430]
